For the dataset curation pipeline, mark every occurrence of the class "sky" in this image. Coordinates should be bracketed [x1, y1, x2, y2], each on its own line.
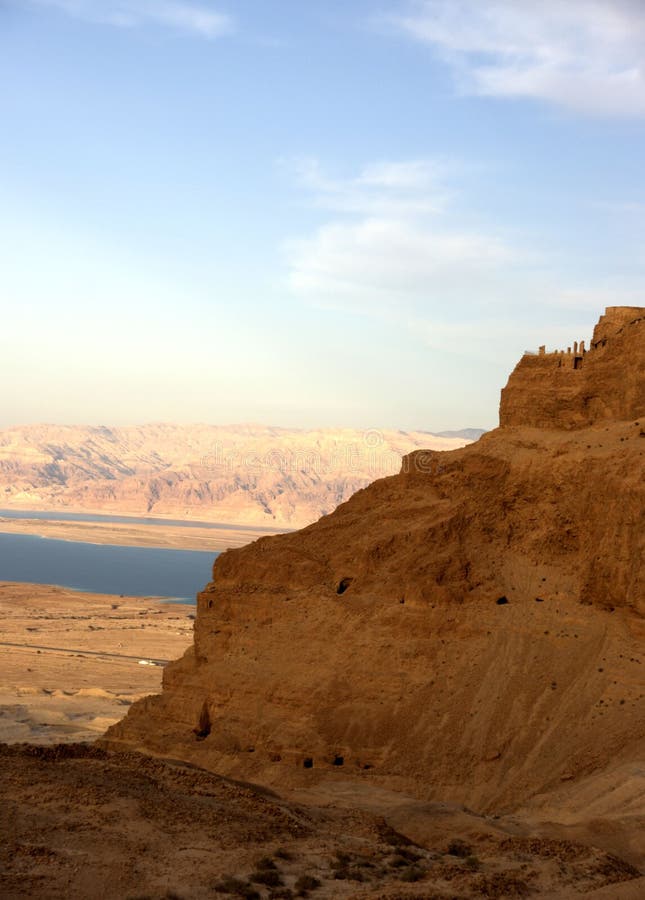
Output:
[1, 0, 644, 432]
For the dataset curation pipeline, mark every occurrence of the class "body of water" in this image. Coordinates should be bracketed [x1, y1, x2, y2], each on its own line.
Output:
[0, 532, 216, 603]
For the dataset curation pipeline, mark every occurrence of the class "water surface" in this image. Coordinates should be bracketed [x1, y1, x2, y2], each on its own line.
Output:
[0, 532, 215, 602]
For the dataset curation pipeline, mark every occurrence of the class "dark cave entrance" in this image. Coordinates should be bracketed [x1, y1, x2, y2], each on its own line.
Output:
[194, 701, 211, 740]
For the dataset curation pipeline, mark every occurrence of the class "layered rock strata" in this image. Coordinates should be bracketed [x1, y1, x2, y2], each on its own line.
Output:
[104, 309, 645, 815]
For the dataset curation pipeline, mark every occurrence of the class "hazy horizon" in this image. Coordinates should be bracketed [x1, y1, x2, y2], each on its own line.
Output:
[0, 419, 487, 434]
[2, 0, 644, 432]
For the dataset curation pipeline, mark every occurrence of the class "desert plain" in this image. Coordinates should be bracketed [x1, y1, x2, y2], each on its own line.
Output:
[1, 575, 643, 900]
[0, 581, 195, 745]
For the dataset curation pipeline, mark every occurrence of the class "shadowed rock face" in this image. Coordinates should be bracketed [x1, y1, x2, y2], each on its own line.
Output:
[103, 309, 645, 816]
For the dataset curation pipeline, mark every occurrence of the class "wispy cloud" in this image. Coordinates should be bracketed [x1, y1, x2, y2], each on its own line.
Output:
[286, 215, 513, 310]
[381, 0, 645, 117]
[283, 157, 641, 362]
[291, 157, 450, 217]
[592, 200, 645, 216]
[284, 157, 521, 342]
[27, 0, 233, 37]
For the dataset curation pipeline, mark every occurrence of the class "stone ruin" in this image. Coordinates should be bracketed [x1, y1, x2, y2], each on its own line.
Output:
[499, 306, 645, 429]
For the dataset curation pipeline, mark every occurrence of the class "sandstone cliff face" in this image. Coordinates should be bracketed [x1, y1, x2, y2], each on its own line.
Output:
[499, 306, 644, 429]
[104, 310, 644, 815]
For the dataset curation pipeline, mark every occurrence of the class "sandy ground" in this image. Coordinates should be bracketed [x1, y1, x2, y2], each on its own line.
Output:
[0, 516, 276, 550]
[0, 582, 194, 744]
[1, 581, 643, 897]
[1, 744, 643, 900]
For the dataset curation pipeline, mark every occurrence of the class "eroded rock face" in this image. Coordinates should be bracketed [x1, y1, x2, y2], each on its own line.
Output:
[103, 309, 645, 813]
[499, 306, 644, 429]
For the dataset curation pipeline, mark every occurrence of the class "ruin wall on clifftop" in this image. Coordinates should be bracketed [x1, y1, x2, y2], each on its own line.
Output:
[499, 305, 645, 429]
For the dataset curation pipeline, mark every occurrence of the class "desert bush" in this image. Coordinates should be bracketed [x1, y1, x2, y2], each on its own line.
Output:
[213, 876, 260, 899]
[348, 869, 365, 882]
[447, 838, 472, 858]
[399, 865, 425, 882]
[294, 873, 321, 894]
[331, 850, 351, 868]
[250, 869, 282, 887]
[474, 872, 531, 897]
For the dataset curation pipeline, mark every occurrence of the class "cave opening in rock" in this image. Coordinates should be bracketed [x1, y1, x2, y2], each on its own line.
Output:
[333, 755, 344, 766]
[194, 700, 211, 741]
[303, 757, 314, 769]
[337, 577, 353, 595]
[496, 596, 509, 605]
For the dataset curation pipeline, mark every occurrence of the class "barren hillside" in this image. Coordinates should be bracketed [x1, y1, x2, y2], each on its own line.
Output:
[0, 424, 478, 528]
[103, 307, 644, 855]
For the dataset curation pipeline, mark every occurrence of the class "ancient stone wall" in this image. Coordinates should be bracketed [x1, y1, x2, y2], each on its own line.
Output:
[499, 306, 644, 428]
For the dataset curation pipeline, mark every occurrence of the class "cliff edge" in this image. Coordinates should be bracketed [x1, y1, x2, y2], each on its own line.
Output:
[103, 308, 644, 824]
[500, 306, 644, 429]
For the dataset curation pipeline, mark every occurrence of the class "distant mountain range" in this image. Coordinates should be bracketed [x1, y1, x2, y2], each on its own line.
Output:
[0, 423, 483, 528]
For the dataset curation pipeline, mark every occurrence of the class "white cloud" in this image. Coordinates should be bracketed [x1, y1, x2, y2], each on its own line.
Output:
[284, 157, 521, 339]
[283, 156, 644, 366]
[27, 0, 233, 37]
[291, 157, 450, 217]
[286, 216, 512, 309]
[382, 0, 645, 116]
[286, 158, 517, 320]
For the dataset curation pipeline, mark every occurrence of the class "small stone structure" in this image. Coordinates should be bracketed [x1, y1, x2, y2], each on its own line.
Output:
[499, 306, 645, 428]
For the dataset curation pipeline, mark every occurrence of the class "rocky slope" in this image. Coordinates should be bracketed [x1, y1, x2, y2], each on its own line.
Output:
[0, 424, 478, 528]
[103, 308, 644, 846]
[4, 744, 643, 899]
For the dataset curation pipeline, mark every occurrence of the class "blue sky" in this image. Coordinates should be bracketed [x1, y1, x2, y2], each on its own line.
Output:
[1, 0, 644, 431]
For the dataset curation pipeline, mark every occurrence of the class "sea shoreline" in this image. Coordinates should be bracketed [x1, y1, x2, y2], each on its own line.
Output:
[0, 504, 284, 530]
[0, 515, 276, 550]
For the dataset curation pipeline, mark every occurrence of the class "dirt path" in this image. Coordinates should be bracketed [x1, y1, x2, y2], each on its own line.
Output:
[0, 640, 169, 665]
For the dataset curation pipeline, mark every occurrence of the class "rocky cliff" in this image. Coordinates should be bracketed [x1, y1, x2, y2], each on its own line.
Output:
[500, 305, 644, 429]
[103, 308, 644, 822]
